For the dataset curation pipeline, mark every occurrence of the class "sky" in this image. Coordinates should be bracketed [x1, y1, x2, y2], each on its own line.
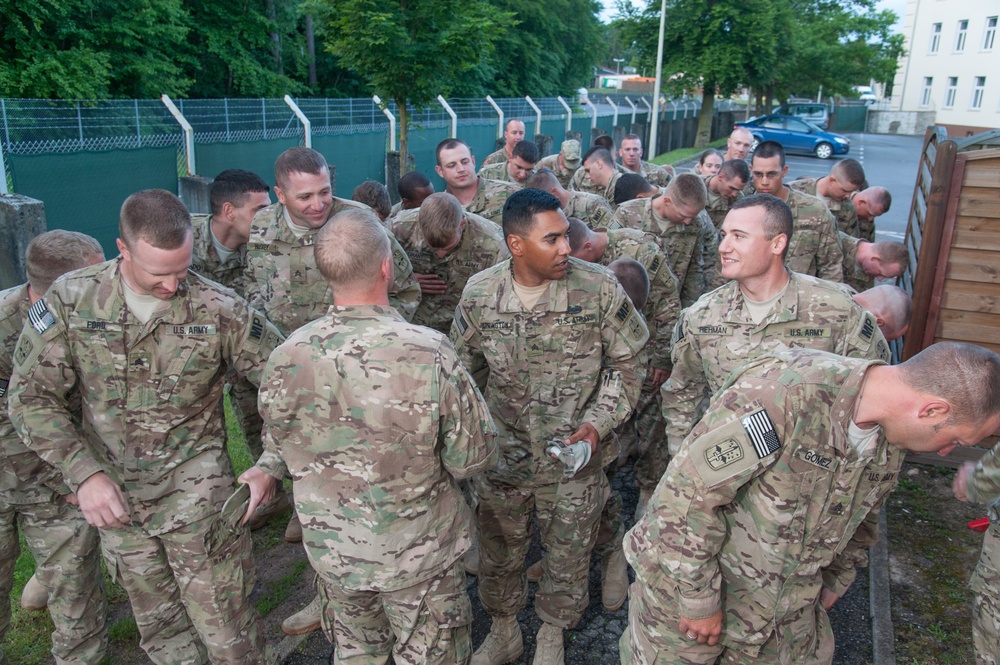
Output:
[598, 0, 910, 32]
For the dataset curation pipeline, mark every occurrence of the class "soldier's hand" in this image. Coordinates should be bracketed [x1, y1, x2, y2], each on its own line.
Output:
[820, 588, 839, 610]
[650, 367, 671, 387]
[77, 472, 130, 529]
[566, 422, 600, 455]
[64, 492, 79, 506]
[413, 272, 448, 295]
[678, 611, 722, 646]
[953, 461, 975, 502]
[238, 467, 278, 525]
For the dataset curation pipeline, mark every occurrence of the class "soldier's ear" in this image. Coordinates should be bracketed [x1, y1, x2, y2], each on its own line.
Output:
[507, 234, 524, 257]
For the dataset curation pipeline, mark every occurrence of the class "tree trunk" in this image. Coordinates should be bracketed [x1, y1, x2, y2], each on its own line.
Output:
[694, 85, 715, 149]
[397, 99, 409, 176]
[305, 16, 317, 87]
[266, 0, 282, 75]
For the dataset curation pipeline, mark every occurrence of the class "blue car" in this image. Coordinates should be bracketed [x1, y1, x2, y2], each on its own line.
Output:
[735, 114, 850, 159]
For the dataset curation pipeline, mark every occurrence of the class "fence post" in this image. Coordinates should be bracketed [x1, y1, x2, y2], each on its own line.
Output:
[624, 97, 637, 126]
[557, 96, 573, 133]
[161, 95, 196, 176]
[224, 98, 231, 142]
[525, 96, 542, 137]
[284, 95, 312, 148]
[486, 96, 504, 139]
[135, 100, 142, 148]
[372, 95, 396, 152]
[437, 95, 458, 138]
[77, 101, 84, 150]
[607, 97, 619, 128]
[584, 98, 598, 129]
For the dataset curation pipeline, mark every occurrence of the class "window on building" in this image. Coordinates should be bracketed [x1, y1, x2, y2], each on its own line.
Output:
[944, 77, 958, 108]
[930, 22, 942, 52]
[956, 19, 968, 52]
[920, 77, 934, 107]
[984, 16, 997, 51]
[971, 76, 986, 109]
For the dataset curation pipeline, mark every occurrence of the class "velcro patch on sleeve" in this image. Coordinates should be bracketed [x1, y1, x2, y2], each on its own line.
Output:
[27, 299, 56, 334]
[742, 409, 781, 459]
[0, 377, 8, 399]
[859, 315, 876, 342]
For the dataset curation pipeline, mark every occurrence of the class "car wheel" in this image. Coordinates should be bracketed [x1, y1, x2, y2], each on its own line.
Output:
[814, 142, 833, 159]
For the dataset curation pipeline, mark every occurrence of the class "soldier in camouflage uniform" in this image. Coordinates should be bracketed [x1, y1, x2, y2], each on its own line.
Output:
[436, 139, 519, 225]
[452, 189, 648, 665]
[838, 232, 908, 294]
[751, 141, 844, 281]
[478, 139, 539, 187]
[624, 342, 1000, 664]
[852, 285, 912, 342]
[613, 173, 709, 307]
[0, 231, 107, 665]
[391, 192, 509, 334]
[843, 186, 892, 242]
[573, 148, 622, 206]
[618, 134, 672, 188]
[481, 119, 526, 167]
[240, 208, 498, 664]
[526, 169, 618, 231]
[388, 171, 435, 220]
[954, 436, 1000, 665]
[661, 195, 890, 479]
[720, 127, 753, 163]
[535, 139, 582, 189]
[9, 190, 282, 665]
[788, 158, 866, 240]
[702, 159, 750, 230]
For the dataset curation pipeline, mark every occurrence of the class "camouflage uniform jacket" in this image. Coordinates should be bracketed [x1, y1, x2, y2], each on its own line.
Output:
[0, 285, 69, 504]
[963, 443, 1000, 602]
[600, 228, 680, 372]
[8, 259, 283, 535]
[788, 177, 857, 239]
[663, 271, 889, 447]
[613, 194, 705, 307]
[839, 232, 873, 293]
[535, 154, 575, 189]
[451, 258, 649, 485]
[480, 146, 509, 167]
[698, 211, 725, 293]
[190, 213, 249, 298]
[625, 161, 672, 188]
[841, 196, 874, 241]
[782, 188, 845, 282]
[460, 177, 520, 225]
[629, 350, 903, 656]
[701, 173, 742, 230]
[565, 189, 618, 231]
[478, 162, 528, 187]
[570, 168, 622, 208]
[391, 209, 510, 333]
[255, 304, 498, 592]
[244, 199, 420, 335]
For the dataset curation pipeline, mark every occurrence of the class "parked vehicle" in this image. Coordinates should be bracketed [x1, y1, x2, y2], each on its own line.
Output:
[771, 102, 829, 129]
[735, 114, 850, 159]
[854, 85, 878, 104]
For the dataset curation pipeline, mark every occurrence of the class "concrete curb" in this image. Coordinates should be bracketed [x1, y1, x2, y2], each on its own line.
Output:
[869, 509, 896, 664]
[275, 631, 310, 662]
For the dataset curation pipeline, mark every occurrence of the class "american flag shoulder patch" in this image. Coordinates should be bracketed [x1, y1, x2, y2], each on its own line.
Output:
[27, 299, 56, 334]
[741, 409, 781, 459]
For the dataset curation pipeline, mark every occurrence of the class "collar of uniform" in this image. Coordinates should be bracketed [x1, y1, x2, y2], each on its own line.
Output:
[497, 260, 570, 313]
[721, 271, 799, 325]
[830, 359, 888, 461]
[470, 176, 488, 210]
[109, 258, 195, 324]
[248, 202, 286, 244]
[326, 303, 403, 321]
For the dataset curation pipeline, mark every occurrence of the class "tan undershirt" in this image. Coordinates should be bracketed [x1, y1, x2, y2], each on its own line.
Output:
[122, 279, 166, 325]
[284, 208, 313, 240]
[742, 280, 789, 325]
[512, 280, 549, 310]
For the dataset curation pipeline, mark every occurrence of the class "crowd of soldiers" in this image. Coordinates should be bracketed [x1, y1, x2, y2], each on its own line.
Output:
[1, 118, 999, 665]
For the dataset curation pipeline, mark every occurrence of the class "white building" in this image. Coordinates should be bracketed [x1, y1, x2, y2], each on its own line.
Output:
[891, 0, 1000, 136]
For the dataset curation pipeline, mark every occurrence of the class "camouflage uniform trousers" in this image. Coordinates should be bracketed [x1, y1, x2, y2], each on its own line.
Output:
[317, 559, 472, 665]
[630, 374, 669, 493]
[100, 515, 273, 665]
[225, 371, 264, 460]
[972, 526, 1000, 665]
[0, 498, 106, 664]
[619, 581, 835, 665]
[593, 463, 624, 558]
[473, 464, 609, 628]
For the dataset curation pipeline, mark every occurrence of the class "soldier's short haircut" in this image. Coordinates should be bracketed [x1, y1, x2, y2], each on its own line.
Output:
[525, 169, 560, 192]
[752, 140, 786, 167]
[511, 140, 539, 164]
[398, 171, 431, 201]
[900, 342, 1000, 425]
[719, 159, 751, 183]
[120, 189, 192, 250]
[666, 173, 708, 210]
[315, 208, 390, 289]
[209, 169, 270, 217]
[274, 147, 328, 189]
[593, 135, 615, 152]
[856, 284, 911, 341]
[832, 158, 866, 187]
[583, 147, 615, 169]
[419, 192, 464, 249]
[622, 133, 642, 144]
[436, 138, 471, 165]
[502, 188, 562, 239]
[565, 216, 591, 253]
[352, 181, 391, 221]
[608, 257, 650, 310]
[873, 239, 908, 272]
[505, 118, 524, 131]
[865, 186, 892, 213]
[25, 230, 104, 294]
[732, 193, 793, 245]
[614, 173, 657, 205]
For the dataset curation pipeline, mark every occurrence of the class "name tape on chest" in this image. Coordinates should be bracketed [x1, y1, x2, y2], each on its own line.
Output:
[742, 409, 781, 459]
[27, 299, 56, 334]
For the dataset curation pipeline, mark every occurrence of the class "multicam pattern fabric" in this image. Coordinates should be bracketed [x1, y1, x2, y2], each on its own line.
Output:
[480, 147, 509, 167]
[625, 350, 903, 664]
[461, 178, 520, 225]
[478, 162, 524, 186]
[613, 195, 705, 307]
[255, 304, 498, 591]
[535, 154, 575, 189]
[700, 173, 743, 231]
[662, 271, 889, 452]
[570, 168, 622, 208]
[391, 210, 509, 333]
[963, 443, 1000, 665]
[626, 161, 672, 188]
[783, 188, 844, 282]
[789, 178, 863, 241]
[565, 190, 618, 231]
[838, 232, 874, 293]
[190, 213, 250, 297]
[244, 199, 420, 335]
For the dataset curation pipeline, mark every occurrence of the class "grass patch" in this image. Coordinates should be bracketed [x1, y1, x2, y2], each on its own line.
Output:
[255, 559, 312, 618]
[650, 137, 728, 168]
[107, 615, 139, 643]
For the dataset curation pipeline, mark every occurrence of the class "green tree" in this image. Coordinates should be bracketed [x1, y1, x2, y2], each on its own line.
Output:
[307, 0, 513, 172]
